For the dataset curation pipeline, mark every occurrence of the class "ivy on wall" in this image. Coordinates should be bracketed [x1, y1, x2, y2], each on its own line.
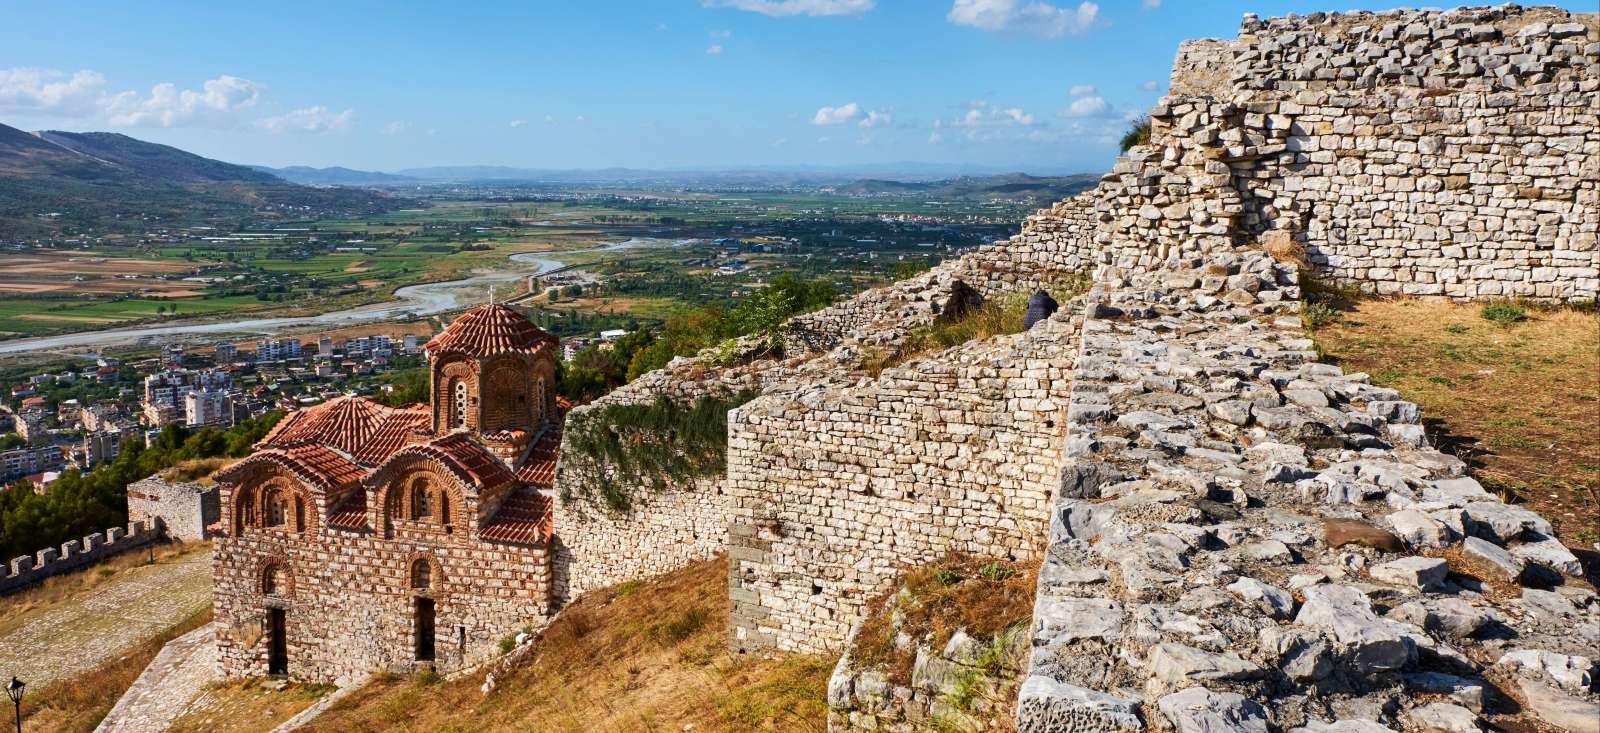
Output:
[561, 389, 758, 512]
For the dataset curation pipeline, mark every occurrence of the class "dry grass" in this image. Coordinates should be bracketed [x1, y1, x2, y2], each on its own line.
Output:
[1313, 298, 1599, 549]
[300, 555, 831, 733]
[850, 554, 1039, 684]
[161, 456, 237, 484]
[17, 606, 213, 733]
[0, 540, 207, 637]
[167, 678, 335, 733]
[861, 276, 1089, 378]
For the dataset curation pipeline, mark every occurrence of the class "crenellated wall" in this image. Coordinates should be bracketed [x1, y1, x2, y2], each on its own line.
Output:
[1, 519, 161, 595]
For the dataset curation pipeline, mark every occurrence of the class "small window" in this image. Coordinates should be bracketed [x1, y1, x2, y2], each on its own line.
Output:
[263, 564, 288, 595]
[265, 489, 288, 527]
[411, 558, 432, 591]
[452, 380, 469, 429]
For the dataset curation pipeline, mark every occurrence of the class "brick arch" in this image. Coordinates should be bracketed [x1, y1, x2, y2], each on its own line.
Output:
[406, 551, 446, 594]
[481, 360, 530, 433]
[231, 466, 317, 537]
[255, 554, 294, 598]
[370, 457, 470, 537]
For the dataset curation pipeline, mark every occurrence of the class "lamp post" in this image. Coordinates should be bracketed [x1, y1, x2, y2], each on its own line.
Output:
[6, 677, 22, 733]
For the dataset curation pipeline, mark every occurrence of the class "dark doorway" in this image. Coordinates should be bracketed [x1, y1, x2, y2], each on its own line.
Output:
[267, 608, 288, 675]
[415, 598, 436, 662]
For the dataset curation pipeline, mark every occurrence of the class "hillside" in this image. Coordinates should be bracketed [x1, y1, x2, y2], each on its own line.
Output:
[0, 123, 403, 234]
[299, 556, 830, 733]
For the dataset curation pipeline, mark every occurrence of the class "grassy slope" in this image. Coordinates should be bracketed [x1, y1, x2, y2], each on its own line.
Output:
[1313, 298, 1599, 550]
[301, 555, 831, 733]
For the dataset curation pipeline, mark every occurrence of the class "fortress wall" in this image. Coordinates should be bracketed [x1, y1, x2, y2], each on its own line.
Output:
[127, 477, 218, 543]
[725, 311, 1082, 654]
[1, 519, 160, 596]
[1008, 5, 1600, 301]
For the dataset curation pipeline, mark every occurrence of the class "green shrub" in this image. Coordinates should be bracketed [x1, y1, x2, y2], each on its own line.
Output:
[1119, 116, 1151, 152]
[1480, 302, 1527, 324]
[1303, 302, 1341, 331]
[564, 390, 759, 511]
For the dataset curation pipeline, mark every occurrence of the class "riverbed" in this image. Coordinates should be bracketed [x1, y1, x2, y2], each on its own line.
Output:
[0, 237, 673, 357]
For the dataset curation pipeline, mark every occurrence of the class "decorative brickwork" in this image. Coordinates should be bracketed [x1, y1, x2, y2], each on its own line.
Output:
[212, 303, 562, 683]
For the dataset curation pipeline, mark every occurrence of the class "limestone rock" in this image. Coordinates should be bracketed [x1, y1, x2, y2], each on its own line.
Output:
[1157, 686, 1269, 733]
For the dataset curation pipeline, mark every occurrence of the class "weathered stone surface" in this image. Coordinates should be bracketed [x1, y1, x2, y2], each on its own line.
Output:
[1015, 676, 1143, 733]
[1517, 678, 1600, 733]
[1324, 519, 1403, 553]
[1406, 702, 1480, 733]
[1294, 585, 1414, 673]
[1157, 686, 1269, 733]
[1461, 536, 1523, 582]
[1370, 556, 1448, 591]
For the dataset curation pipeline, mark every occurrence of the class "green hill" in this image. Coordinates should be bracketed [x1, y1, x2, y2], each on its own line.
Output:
[0, 123, 404, 235]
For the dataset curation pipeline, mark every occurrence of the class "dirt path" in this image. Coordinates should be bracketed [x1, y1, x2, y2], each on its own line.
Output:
[0, 548, 213, 688]
[95, 625, 217, 733]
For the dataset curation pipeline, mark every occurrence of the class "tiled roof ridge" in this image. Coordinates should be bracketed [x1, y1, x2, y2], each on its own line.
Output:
[424, 302, 556, 358]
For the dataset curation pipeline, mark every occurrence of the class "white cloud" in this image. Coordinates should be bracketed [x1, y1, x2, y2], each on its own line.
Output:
[1061, 95, 1110, 117]
[947, 0, 1098, 38]
[710, 29, 733, 38]
[707, 44, 724, 54]
[951, 104, 1038, 128]
[1069, 84, 1096, 97]
[1141, 0, 1160, 9]
[257, 106, 353, 134]
[0, 68, 108, 116]
[1000, 107, 1035, 125]
[574, 115, 588, 124]
[1140, 80, 1161, 92]
[703, 0, 874, 17]
[928, 131, 944, 144]
[811, 102, 861, 125]
[380, 121, 409, 135]
[106, 75, 261, 128]
[544, 115, 557, 124]
[509, 119, 528, 128]
[858, 110, 892, 128]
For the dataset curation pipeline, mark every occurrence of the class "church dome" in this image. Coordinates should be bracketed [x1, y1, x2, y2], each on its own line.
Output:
[424, 303, 556, 358]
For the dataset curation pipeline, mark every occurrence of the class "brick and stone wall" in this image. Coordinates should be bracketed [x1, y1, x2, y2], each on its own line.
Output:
[1, 519, 160, 595]
[127, 477, 218, 542]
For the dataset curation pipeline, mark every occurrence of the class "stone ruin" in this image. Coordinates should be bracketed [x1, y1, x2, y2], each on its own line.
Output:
[541, 5, 1597, 733]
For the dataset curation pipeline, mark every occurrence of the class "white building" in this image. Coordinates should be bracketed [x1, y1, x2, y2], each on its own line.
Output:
[185, 388, 233, 428]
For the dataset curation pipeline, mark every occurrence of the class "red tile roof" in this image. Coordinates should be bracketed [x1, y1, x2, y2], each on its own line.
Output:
[424, 303, 556, 358]
[480, 488, 552, 546]
[390, 433, 519, 496]
[327, 490, 368, 530]
[216, 442, 366, 494]
[514, 399, 570, 488]
[260, 396, 428, 466]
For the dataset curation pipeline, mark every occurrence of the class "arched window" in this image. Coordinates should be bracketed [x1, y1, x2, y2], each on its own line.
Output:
[265, 488, 289, 527]
[452, 379, 469, 429]
[410, 558, 432, 591]
[411, 476, 433, 520]
[263, 563, 288, 596]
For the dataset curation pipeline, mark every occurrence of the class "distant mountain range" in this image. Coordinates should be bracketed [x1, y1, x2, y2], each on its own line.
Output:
[249, 165, 420, 186]
[0, 123, 402, 235]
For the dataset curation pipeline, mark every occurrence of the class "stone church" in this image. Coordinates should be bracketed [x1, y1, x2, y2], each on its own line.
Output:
[213, 303, 565, 682]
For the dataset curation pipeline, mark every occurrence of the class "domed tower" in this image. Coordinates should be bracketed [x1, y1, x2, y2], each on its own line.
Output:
[423, 303, 558, 461]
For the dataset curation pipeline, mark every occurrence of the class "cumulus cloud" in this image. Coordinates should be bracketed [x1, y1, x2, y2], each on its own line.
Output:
[1069, 84, 1096, 97]
[951, 104, 1038, 128]
[256, 106, 353, 134]
[707, 44, 724, 54]
[380, 121, 409, 135]
[544, 115, 557, 124]
[1140, 80, 1161, 92]
[858, 110, 892, 128]
[1141, 0, 1160, 8]
[1061, 95, 1110, 117]
[509, 119, 528, 128]
[0, 68, 108, 116]
[702, 0, 874, 17]
[947, 0, 1098, 38]
[106, 75, 261, 128]
[811, 102, 861, 125]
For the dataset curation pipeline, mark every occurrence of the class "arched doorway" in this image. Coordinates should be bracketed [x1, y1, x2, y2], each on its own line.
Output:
[411, 557, 436, 662]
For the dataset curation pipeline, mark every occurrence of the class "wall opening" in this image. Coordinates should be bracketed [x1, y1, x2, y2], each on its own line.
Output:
[415, 597, 437, 662]
[267, 607, 288, 675]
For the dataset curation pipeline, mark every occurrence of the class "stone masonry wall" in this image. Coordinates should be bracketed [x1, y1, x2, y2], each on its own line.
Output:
[726, 310, 1082, 653]
[1, 519, 160, 595]
[1015, 251, 1595, 733]
[1009, 5, 1600, 301]
[127, 477, 218, 543]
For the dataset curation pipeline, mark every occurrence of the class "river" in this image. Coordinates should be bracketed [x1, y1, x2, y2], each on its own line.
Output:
[0, 237, 671, 357]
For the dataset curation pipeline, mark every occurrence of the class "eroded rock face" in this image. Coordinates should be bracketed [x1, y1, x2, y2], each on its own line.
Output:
[1014, 251, 1598, 733]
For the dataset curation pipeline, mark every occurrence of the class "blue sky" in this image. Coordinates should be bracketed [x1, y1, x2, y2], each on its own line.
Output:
[2, 0, 1592, 174]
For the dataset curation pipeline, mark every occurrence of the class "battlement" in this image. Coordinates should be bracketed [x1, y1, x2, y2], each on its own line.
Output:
[0, 518, 162, 595]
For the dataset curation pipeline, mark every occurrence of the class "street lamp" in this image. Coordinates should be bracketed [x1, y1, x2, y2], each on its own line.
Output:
[6, 677, 22, 733]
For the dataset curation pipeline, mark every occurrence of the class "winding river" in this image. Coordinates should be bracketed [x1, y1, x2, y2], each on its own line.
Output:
[0, 237, 671, 357]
